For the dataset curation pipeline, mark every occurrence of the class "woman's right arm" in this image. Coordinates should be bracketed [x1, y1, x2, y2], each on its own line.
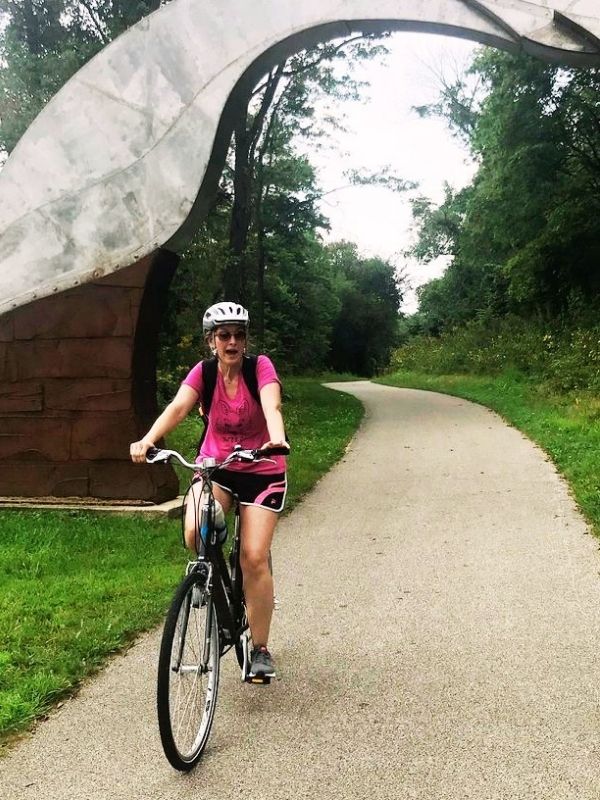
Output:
[129, 384, 199, 463]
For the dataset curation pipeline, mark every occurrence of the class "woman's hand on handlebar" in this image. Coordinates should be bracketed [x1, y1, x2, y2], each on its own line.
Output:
[130, 438, 155, 464]
[259, 440, 290, 456]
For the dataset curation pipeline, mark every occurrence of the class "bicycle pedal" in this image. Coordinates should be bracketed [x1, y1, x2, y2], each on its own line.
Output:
[246, 675, 272, 686]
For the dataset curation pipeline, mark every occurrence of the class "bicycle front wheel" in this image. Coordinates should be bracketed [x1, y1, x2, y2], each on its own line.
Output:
[157, 570, 220, 771]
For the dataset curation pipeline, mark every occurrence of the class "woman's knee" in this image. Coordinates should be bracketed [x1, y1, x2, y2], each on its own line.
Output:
[241, 547, 270, 577]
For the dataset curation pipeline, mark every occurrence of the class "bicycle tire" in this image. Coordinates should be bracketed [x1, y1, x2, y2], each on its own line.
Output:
[157, 570, 220, 771]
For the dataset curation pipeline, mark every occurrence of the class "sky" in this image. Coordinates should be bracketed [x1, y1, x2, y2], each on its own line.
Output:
[308, 32, 480, 313]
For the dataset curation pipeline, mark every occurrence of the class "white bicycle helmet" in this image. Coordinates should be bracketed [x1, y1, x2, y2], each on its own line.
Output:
[202, 301, 249, 333]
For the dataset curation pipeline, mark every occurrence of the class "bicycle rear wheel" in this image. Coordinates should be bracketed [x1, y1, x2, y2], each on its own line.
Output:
[157, 570, 220, 771]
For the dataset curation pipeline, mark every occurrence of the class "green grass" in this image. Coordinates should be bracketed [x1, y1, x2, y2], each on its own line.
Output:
[377, 370, 600, 535]
[0, 378, 363, 745]
[0, 513, 185, 744]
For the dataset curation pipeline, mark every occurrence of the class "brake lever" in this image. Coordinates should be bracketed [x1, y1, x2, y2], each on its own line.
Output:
[235, 451, 256, 463]
[146, 448, 171, 464]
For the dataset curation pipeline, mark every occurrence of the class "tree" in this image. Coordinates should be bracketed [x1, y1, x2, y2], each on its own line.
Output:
[219, 36, 391, 320]
[326, 242, 403, 376]
[408, 49, 600, 332]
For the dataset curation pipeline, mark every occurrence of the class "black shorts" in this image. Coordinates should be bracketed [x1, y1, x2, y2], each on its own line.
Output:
[197, 469, 287, 512]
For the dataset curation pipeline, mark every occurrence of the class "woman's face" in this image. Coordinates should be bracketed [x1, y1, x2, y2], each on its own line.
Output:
[211, 325, 247, 366]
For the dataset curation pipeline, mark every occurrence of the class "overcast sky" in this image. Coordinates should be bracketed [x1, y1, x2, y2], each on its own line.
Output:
[309, 32, 480, 313]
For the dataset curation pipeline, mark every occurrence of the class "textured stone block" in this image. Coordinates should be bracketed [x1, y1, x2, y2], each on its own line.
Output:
[0, 462, 89, 497]
[0, 382, 43, 413]
[48, 464, 90, 497]
[89, 461, 178, 501]
[70, 414, 139, 460]
[45, 379, 131, 411]
[0, 463, 54, 496]
[14, 288, 135, 340]
[7, 339, 132, 380]
[0, 343, 8, 380]
[0, 312, 14, 342]
[0, 418, 71, 461]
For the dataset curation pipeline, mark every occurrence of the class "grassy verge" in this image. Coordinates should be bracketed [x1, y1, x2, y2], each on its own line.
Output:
[0, 378, 363, 745]
[376, 370, 600, 535]
[0, 513, 185, 747]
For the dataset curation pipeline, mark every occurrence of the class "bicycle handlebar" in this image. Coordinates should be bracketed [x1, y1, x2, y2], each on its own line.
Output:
[145, 444, 289, 470]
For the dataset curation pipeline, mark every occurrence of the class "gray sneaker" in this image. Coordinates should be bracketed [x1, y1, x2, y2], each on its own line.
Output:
[249, 646, 276, 678]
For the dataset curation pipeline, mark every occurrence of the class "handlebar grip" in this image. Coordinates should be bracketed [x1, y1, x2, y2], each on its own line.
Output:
[259, 446, 290, 457]
[146, 446, 171, 464]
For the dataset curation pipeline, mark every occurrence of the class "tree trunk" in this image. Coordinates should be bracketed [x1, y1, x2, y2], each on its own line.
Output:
[221, 113, 252, 302]
[255, 211, 266, 349]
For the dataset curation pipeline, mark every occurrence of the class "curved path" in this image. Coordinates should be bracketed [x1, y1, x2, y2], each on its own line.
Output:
[3, 382, 600, 798]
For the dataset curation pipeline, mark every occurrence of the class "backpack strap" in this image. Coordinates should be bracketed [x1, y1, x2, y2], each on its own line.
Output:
[196, 357, 218, 455]
[200, 356, 218, 420]
[241, 354, 261, 405]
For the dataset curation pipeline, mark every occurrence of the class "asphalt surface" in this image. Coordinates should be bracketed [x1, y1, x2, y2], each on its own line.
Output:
[2, 381, 600, 799]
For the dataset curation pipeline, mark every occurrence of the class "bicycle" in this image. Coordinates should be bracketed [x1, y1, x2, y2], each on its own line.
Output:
[146, 443, 288, 771]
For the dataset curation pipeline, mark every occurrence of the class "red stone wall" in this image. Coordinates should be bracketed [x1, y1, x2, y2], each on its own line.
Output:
[0, 251, 179, 502]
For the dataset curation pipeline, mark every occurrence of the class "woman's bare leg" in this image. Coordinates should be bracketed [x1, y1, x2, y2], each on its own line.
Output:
[239, 505, 279, 647]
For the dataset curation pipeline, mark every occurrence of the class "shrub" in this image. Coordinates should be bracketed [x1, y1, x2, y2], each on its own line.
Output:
[389, 317, 600, 393]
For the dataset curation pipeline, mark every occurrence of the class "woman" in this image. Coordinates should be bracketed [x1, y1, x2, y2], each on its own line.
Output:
[130, 301, 289, 678]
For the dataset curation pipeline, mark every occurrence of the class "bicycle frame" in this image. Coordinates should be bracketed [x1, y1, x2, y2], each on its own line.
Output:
[193, 483, 247, 656]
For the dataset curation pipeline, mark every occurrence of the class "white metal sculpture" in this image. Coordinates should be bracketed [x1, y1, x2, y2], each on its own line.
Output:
[0, 0, 599, 316]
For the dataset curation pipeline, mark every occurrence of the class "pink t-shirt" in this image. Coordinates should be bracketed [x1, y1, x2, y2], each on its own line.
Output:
[182, 355, 286, 474]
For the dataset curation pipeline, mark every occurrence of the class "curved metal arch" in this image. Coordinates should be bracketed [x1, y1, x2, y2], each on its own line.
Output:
[0, 0, 599, 316]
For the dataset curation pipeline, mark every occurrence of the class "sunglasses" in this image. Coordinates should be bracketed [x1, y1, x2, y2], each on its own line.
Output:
[214, 331, 247, 342]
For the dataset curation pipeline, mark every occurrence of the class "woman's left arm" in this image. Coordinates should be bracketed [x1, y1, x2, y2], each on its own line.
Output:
[259, 382, 288, 450]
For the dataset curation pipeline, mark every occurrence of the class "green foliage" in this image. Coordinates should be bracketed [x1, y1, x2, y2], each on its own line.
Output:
[327, 242, 402, 376]
[399, 49, 600, 413]
[390, 316, 600, 394]
[407, 50, 600, 334]
[156, 205, 231, 403]
[155, 36, 407, 384]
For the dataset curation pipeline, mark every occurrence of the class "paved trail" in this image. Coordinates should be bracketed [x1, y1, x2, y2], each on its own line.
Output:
[2, 382, 600, 799]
